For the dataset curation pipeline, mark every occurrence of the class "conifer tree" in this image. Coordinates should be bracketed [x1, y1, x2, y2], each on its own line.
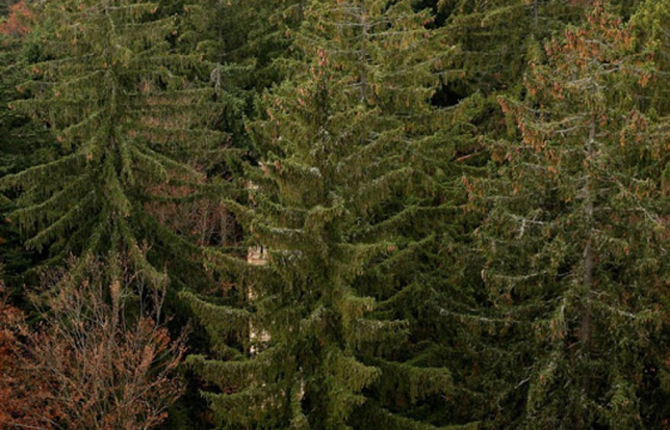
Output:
[479, 3, 669, 428]
[196, 0, 304, 92]
[433, 0, 585, 99]
[631, 0, 670, 115]
[0, 2, 51, 287]
[184, 0, 479, 428]
[629, 2, 670, 427]
[0, 1, 236, 286]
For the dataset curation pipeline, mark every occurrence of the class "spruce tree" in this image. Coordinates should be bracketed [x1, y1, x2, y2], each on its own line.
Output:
[0, 3, 51, 287]
[434, 0, 586, 99]
[479, 3, 669, 428]
[184, 0, 478, 428]
[630, 0, 670, 115]
[0, 1, 235, 285]
[197, 0, 304, 92]
[628, 2, 670, 427]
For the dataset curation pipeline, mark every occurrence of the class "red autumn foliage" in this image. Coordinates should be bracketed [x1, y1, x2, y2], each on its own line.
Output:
[0, 283, 60, 429]
[147, 181, 240, 248]
[0, 257, 185, 430]
[0, 284, 27, 427]
[0, 1, 33, 38]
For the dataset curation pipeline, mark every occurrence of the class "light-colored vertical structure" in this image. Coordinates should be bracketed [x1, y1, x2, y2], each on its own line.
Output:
[246, 181, 271, 354]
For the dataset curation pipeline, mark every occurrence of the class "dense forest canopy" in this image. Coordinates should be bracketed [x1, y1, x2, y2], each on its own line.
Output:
[1, 0, 670, 429]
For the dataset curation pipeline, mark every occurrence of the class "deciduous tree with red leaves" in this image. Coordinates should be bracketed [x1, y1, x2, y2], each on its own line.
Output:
[0, 1, 32, 38]
[0, 282, 30, 427]
[0, 279, 60, 429]
[1, 257, 186, 430]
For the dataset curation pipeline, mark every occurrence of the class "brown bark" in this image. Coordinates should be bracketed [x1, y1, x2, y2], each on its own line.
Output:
[576, 115, 597, 430]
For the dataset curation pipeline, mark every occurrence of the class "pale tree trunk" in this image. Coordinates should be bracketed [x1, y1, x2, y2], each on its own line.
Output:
[246, 180, 269, 354]
[576, 115, 596, 430]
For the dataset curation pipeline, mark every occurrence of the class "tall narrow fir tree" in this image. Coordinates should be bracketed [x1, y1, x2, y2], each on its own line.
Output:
[1, 1, 235, 286]
[185, 0, 478, 428]
[479, 3, 670, 428]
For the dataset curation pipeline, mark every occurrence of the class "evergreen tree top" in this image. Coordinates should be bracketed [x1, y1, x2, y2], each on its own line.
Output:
[1, 0, 239, 286]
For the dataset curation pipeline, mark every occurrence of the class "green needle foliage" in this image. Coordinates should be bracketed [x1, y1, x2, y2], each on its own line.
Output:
[0, 1, 233, 285]
[199, 0, 305, 92]
[184, 0, 480, 429]
[0, 5, 54, 287]
[4, 1, 670, 428]
[631, 0, 670, 115]
[479, 3, 670, 428]
[436, 0, 584, 97]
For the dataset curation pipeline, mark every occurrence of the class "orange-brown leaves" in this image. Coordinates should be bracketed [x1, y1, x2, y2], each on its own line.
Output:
[0, 283, 60, 429]
[1, 259, 185, 430]
[0, 1, 33, 38]
[146, 177, 240, 249]
[0, 284, 26, 426]
[535, 1, 640, 108]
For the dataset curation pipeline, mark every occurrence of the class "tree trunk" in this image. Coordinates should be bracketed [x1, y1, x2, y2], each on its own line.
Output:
[576, 115, 596, 430]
